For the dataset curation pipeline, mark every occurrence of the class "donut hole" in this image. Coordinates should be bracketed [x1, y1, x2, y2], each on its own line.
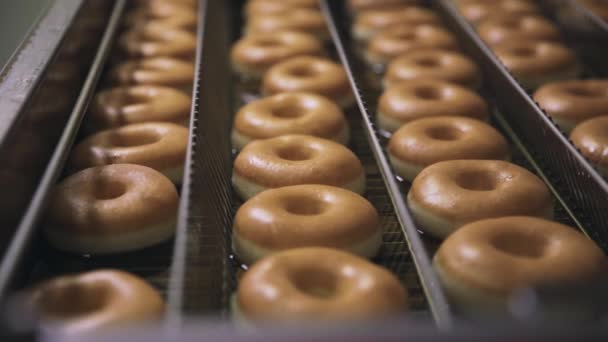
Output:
[415, 57, 441, 68]
[272, 103, 306, 118]
[37, 282, 110, 319]
[94, 180, 127, 200]
[255, 38, 281, 48]
[288, 65, 319, 78]
[276, 145, 315, 161]
[454, 171, 498, 191]
[566, 87, 605, 98]
[283, 196, 327, 216]
[109, 130, 161, 147]
[491, 232, 547, 258]
[291, 267, 338, 299]
[413, 86, 443, 100]
[392, 31, 416, 40]
[509, 46, 536, 57]
[425, 125, 462, 141]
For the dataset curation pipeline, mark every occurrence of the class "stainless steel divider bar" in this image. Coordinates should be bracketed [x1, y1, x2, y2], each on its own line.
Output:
[320, 0, 453, 330]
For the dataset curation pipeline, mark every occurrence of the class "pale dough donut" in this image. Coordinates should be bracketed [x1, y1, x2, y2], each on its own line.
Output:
[233, 185, 381, 265]
[388, 116, 509, 181]
[246, 8, 329, 41]
[234, 247, 408, 323]
[262, 56, 354, 109]
[533, 80, 608, 132]
[378, 79, 489, 133]
[87, 85, 191, 131]
[232, 134, 365, 199]
[478, 14, 561, 45]
[493, 40, 580, 90]
[109, 57, 194, 94]
[231, 31, 324, 80]
[45, 164, 179, 254]
[119, 22, 196, 60]
[244, 0, 319, 17]
[23, 270, 164, 335]
[70, 122, 188, 183]
[570, 116, 608, 176]
[434, 216, 606, 312]
[408, 160, 553, 238]
[232, 92, 349, 150]
[456, 0, 539, 25]
[384, 49, 482, 89]
[352, 6, 441, 41]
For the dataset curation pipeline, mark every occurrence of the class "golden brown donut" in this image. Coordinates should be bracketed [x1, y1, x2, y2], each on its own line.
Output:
[434, 216, 606, 312]
[570, 116, 608, 176]
[533, 80, 608, 132]
[233, 185, 381, 265]
[456, 0, 539, 25]
[262, 56, 354, 108]
[246, 8, 329, 41]
[232, 134, 365, 199]
[231, 31, 324, 80]
[232, 92, 349, 150]
[347, 0, 421, 13]
[124, 2, 196, 31]
[408, 160, 553, 238]
[109, 57, 195, 94]
[234, 247, 408, 323]
[45, 164, 179, 254]
[388, 116, 509, 181]
[23, 270, 164, 335]
[70, 122, 188, 183]
[477, 14, 561, 45]
[119, 22, 196, 60]
[384, 50, 482, 89]
[244, 0, 319, 17]
[352, 6, 441, 41]
[493, 40, 580, 90]
[87, 85, 191, 131]
[377, 79, 489, 133]
[365, 24, 459, 66]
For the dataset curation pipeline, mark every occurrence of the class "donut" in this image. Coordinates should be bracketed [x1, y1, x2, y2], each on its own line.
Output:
[232, 134, 365, 199]
[262, 56, 354, 109]
[580, 0, 608, 21]
[233, 185, 381, 264]
[87, 85, 191, 131]
[119, 23, 196, 60]
[493, 40, 580, 90]
[45, 164, 178, 254]
[233, 247, 407, 323]
[434, 216, 606, 312]
[408, 160, 553, 238]
[231, 31, 324, 80]
[533, 80, 608, 132]
[477, 15, 561, 45]
[388, 116, 509, 181]
[232, 92, 349, 150]
[352, 7, 441, 41]
[23, 270, 164, 335]
[244, 0, 319, 17]
[124, 2, 196, 31]
[456, 0, 539, 24]
[377, 79, 489, 133]
[570, 116, 608, 176]
[70, 122, 188, 183]
[246, 8, 329, 41]
[347, 0, 421, 13]
[109, 57, 195, 94]
[365, 24, 459, 67]
[384, 50, 481, 89]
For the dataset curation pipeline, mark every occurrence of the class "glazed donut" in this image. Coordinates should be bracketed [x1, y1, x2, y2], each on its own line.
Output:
[119, 22, 196, 60]
[347, 0, 421, 13]
[456, 0, 539, 25]
[477, 15, 561, 45]
[352, 7, 441, 41]
[570, 116, 608, 176]
[384, 50, 482, 89]
[70, 123, 188, 183]
[231, 31, 324, 80]
[109, 57, 195, 94]
[365, 24, 459, 67]
[244, 0, 319, 17]
[232, 92, 349, 150]
[377, 79, 489, 133]
[233, 185, 381, 264]
[533, 80, 608, 132]
[434, 216, 606, 312]
[87, 85, 191, 131]
[234, 247, 408, 323]
[408, 160, 553, 238]
[388, 116, 509, 181]
[493, 40, 580, 90]
[124, 2, 196, 31]
[262, 56, 354, 109]
[45, 164, 178, 254]
[246, 8, 329, 41]
[23, 270, 164, 335]
[232, 134, 365, 199]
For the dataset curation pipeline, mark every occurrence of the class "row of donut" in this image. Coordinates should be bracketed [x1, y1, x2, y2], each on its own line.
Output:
[230, 0, 412, 323]
[19, 0, 199, 336]
[347, 0, 607, 313]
